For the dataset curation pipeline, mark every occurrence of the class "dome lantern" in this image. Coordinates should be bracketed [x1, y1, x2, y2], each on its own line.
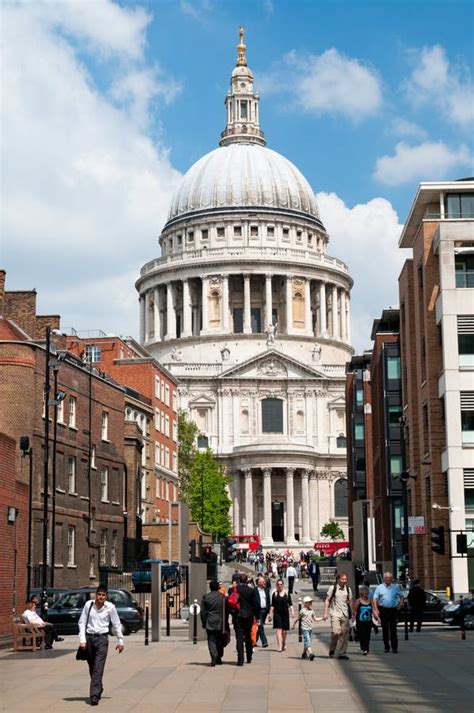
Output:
[219, 27, 266, 147]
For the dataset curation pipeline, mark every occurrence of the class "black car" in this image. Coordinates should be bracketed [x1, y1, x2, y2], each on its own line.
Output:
[441, 597, 474, 629]
[46, 588, 143, 635]
[29, 588, 70, 608]
[397, 589, 449, 623]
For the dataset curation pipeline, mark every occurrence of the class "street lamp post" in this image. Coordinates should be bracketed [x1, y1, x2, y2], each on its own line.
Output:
[20, 436, 33, 595]
[50, 365, 66, 587]
[41, 327, 52, 616]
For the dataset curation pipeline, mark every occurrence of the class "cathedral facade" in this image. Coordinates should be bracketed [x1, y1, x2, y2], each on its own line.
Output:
[136, 31, 353, 547]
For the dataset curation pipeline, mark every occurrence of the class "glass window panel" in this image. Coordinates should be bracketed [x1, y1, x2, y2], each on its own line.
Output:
[233, 308, 243, 333]
[354, 423, 364, 441]
[355, 388, 363, 405]
[387, 356, 401, 380]
[334, 479, 348, 517]
[261, 398, 283, 433]
[390, 455, 403, 475]
[460, 194, 474, 218]
[446, 194, 461, 218]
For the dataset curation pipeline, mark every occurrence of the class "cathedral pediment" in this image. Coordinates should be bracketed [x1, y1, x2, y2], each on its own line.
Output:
[188, 392, 216, 405]
[218, 348, 328, 381]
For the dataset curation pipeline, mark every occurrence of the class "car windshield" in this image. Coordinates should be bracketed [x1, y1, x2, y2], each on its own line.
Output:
[56, 592, 87, 608]
[108, 591, 128, 607]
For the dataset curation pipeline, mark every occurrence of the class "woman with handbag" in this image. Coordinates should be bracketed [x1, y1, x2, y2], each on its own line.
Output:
[267, 579, 294, 652]
[201, 580, 229, 666]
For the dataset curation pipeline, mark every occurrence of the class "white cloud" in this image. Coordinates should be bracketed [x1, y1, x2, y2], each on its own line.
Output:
[404, 45, 474, 128]
[374, 141, 472, 185]
[1, 1, 182, 339]
[179, 0, 213, 23]
[389, 117, 427, 140]
[317, 192, 406, 352]
[259, 48, 382, 121]
[110, 67, 182, 129]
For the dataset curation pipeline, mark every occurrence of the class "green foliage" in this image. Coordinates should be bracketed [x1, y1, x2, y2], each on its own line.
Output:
[188, 450, 232, 538]
[177, 410, 199, 503]
[320, 521, 345, 541]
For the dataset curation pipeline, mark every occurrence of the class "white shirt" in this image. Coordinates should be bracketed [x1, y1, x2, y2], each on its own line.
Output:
[22, 609, 45, 626]
[258, 587, 267, 609]
[286, 566, 297, 578]
[79, 600, 124, 645]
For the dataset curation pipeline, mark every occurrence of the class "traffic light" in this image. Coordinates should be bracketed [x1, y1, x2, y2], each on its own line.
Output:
[431, 526, 445, 555]
[457, 533, 468, 555]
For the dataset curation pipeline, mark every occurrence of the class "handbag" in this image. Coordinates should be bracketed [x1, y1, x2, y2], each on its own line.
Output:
[76, 601, 93, 661]
[222, 593, 230, 647]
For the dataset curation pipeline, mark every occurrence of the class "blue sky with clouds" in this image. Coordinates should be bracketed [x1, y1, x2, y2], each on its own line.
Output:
[2, 0, 473, 350]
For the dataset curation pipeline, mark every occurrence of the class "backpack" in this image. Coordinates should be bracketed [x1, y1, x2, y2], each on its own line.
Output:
[228, 583, 240, 610]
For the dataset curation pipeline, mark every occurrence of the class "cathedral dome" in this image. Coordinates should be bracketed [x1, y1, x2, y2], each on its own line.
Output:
[166, 143, 320, 223]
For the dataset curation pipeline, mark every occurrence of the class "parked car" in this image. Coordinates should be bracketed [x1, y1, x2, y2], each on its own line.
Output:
[29, 588, 69, 608]
[131, 560, 181, 593]
[397, 589, 449, 622]
[441, 597, 474, 629]
[46, 588, 143, 635]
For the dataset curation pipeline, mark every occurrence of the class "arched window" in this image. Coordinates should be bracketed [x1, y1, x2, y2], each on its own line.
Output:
[261, 398, 283, 433]
[241, 409, 249, 433]
[210, 290, 220, 324]
[334, 478, 348, 518]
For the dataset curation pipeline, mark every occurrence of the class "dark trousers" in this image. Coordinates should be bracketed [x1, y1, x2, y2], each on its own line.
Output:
[206, 630, 224, 662]
[257, 608, 268, 646]
[409, 610, 423, 632]
[234, 616, 253, 664]
[288, 577, 295, 594]
[379, 607, 398, 651]
[42, 624, 55, 648]
[311, 576, 319, 592]
[357, 621, 372, 652]
[86, 633, 109, 700]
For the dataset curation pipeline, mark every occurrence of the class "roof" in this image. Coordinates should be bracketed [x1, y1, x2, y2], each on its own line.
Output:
[0, 317, 30, 341]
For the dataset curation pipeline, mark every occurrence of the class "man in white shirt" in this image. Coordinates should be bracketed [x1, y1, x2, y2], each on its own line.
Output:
[255, 575, 270, 647]
[22, 600, 58, 649]
[286, 563, 297, 594]
[78, 585, 124, 706]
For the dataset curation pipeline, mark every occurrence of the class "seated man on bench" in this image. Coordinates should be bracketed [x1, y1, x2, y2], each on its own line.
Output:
[22, 599, 63, 649]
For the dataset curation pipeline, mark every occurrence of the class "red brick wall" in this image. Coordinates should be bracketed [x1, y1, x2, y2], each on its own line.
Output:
[0, 433, 28, 637]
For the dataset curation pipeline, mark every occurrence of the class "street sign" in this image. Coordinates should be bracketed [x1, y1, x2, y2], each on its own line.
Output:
[408, 516, 425, 535]
[189, 602, 201, 616]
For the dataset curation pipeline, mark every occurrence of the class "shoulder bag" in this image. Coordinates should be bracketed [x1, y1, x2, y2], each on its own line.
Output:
[76, 601, 93, 661]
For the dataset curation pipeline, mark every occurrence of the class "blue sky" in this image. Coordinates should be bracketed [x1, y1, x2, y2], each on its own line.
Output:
[2, 0, 473, 350]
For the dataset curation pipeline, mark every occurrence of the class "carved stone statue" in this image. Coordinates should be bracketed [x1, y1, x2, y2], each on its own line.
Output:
[312, 344, 321, 362]
[221, 346, 230, 361]
[170, 346, 183, 361]
[266, 322, 277, 346]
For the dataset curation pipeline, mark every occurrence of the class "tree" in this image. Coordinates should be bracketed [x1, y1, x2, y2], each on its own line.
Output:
[320, 521, 345, 541]
[188, 450, 232, 539]
[177, 410, 199, 503]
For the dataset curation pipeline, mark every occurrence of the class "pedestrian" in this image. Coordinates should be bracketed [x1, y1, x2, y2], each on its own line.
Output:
[228, 573, 259, 666]
[323, 572, 353, 660]
[78, 585, 124, 706]
[372, 572, 404, 654]
[255, 575, 270, 648]
[309, 560, 321, 592]
[22, 599, 63, 649]
[268, 578, 294, 652]
[408, 579, 427, 633]
[201, 579, 229, 666]
[231, 569, 240, 583]
[271, 560, 278, 579]
[352, 585, 380, 655]
[292, 595, 322, 660]
[286, 562, 297, 594]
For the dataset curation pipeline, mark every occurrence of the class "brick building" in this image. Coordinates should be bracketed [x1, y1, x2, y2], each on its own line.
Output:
[399, 179, 474, 593]
[0, 271, 127, 593]
[66, 334, 179, 527]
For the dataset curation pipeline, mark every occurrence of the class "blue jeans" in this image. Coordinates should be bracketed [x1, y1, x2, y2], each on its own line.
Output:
[257, 608, 268, 646]
[302, 629, 313, 651]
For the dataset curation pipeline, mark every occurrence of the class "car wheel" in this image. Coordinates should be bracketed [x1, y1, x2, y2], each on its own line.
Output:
[121, 622, 130, 636]
[463, 614, 474, 630]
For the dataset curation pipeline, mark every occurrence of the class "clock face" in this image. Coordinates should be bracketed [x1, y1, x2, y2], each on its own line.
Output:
[240, 82, 246, 89]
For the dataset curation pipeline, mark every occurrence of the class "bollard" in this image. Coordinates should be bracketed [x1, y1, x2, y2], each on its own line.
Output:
[145, 599, 149, 646]
[166, 593, 172, 637]
[404, 601, 409, 641]
[190, 598, 199, 645]
[298, 598, 302, 643]
[460, 595, 466, 640]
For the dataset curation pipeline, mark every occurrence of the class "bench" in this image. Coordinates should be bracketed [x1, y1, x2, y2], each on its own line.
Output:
[12, 617, 45, 652]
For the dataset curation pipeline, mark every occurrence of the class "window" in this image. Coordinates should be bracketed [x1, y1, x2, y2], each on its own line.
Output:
[282, 227, 290, 239]
[111, 531, 118, 567]
[337, 435, 347, 449]
[387, 356, 401, 380]
[160, 444, 164, 465]
[233, 307, 244, 333]
[155, 409, 161, 431]
[296, 410, 304, 431]
[296, 229, 303, 241]
[101, 467, 109, 502]
[461, 392, 474, 444]
[261, 398, 283, 433]
[56, 397, 64, 423]
[389, 405, 402, 425]
[390, 455, 403, 476]
[89, 554, 95, 579]
[334, 479, 348, 518]
[267, 226, 275, 238]
[176, 234, 182, 247]
[250, 225, 258, 237]
[217, 226, 225, 238]
[241, 409, 249, 433]
[85, 344, 101, 363]
[67, 525, 76, 566]
[155, 376, 160, 398]
[173, 453, 177, 473]
[160, 380, 165, 402]
[233, 225, 242, 237]
[240, 100, 248, 119]
[155, 443, 160, 464]
[172, 390, 177, 412]
[251, 307, 261, 333]
[66, 395, 76, 428]
[68, 457, 76, 494]
[201, 228, 208, 240]
[445, 193, 474, 218]
[165, 415, 170, 438]
[101, 412, 109, 441]
[165, 448, 170, 469]
[161, 411, 165, 433]
[91, 445, 96, 470]
[172, 420, 178, 442]
[165, 384, 170, 406]
[354, 423, 364, 441]
[355, 388, 363, 406]
[100, 529, 107, 566]
[187, 231, 194, 243]
[197, 434, 209, 449]
[458, 316, 474, 367]
[455, 255, 474, 288]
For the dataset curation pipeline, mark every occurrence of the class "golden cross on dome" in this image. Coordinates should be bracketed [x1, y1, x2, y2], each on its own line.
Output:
[236, 25, 247, 66]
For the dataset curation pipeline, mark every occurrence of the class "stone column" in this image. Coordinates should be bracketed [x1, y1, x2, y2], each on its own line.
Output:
[301, 469, 310, 544]
[165, 283, 176, 340]
[265, 274, 273, 329]
[153, 287, 161, 342]
[143, 290, 150, 342]
[339, 290, 346, 342]
[304, 278, 312, 335]
[222, 274, 230, 332]
[243, 468, 253, 533]
[233, 471, 241, 534]
[346, 294, 351, 344]
[182, 279, 192, 338]
[201, 276, 209, 335]
[243, 274, 251, 334]
[262, 467, 273, 544]
[139, 294, 146, 344]
[286, 467, 296, 544]
[309, 470, 318, 541]
[285, 276, 292, 333]
[332, 285, 339, 339]
[319, 281, 327, 336]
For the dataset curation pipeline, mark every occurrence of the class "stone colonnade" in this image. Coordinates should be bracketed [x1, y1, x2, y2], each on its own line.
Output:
[140, 272, 350, 344]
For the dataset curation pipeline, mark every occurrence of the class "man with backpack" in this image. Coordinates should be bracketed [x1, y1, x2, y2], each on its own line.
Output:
[323, 572, 353, 660]
[228, 573, 260, 666]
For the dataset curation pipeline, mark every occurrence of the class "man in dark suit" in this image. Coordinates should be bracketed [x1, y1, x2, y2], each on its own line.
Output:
[309, 560, 321, 592]
[255, 575, 271, 647]
[228, 573, 260, 666]
[407, 580, 427, 632]
[201, 580, 228, 666]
